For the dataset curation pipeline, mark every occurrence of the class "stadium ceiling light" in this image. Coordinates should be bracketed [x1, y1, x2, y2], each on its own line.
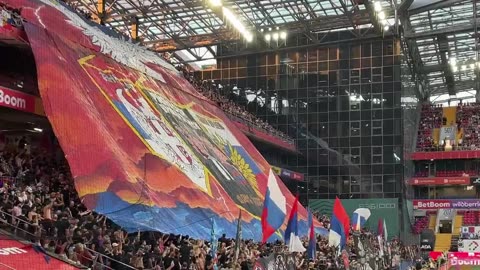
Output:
[373, 2, 382, 12]
[461, 65, 467, 71]
[384, 25, 389, 31]
[280, 31, 287, 40]
[265, 34, 271, 41]
[381, 19, 388, 25]
[209, 0, 222, 7]
[222, 7, 251, 41]
[452, 66, 458, 72]
[33, 128, 43, 132]
[272, 32, 279, 40]
[378, 11, 386, 20]
[449, 57, 456, 66]
[470, 63, 475, 69]
[245, 33, 253, 42]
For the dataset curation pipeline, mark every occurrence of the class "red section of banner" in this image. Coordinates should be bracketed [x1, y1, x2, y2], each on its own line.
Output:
[411, 151, 480, 160]
[408, 177, 470, 186]
[0, 239, 78, 270]
[0, 86, 36, 113]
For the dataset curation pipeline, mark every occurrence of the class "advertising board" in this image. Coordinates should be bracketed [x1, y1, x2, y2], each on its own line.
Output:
[309, 198, 399, 239]
[413, 199, 480, 210]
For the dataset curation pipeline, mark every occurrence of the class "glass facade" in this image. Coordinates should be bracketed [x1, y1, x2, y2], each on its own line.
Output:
[196, 38, 403, 201]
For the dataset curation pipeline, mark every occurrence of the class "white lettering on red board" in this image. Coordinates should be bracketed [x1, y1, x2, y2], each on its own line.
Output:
[0, 247, 27, 255]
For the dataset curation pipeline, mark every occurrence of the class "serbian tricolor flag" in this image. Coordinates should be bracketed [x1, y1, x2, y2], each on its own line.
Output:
[284, 195, 306, 252]
[351, 208, 371, 231]
[261, 169, 287, 243]
[328, 197, 350, 252]
[307, 209, 316, 260]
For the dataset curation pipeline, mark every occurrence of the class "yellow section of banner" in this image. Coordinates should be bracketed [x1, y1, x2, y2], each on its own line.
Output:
[271, 166, 282, 176]
[443, 107, 457, 127]
[433, 128, 440, 145]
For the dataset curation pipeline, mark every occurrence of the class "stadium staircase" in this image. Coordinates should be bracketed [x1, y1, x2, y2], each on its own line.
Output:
[434, 234, 452, 252]
[429, 214, 437, 230]
[449, 213, 464, 252]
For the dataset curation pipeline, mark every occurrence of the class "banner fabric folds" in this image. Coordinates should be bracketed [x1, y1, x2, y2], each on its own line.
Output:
[1, 0, 312, 241]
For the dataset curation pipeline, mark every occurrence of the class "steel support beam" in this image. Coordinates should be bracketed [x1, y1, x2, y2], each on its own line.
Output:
[408, 0, 466, 16]
[405, 19, 480, 39]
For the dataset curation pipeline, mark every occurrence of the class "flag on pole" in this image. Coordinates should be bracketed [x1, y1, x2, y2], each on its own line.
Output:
[328, 197, 350, 252]
[234, 210, 242, 263]
[307, 209, 316, 260]
[377, 218, 384, 237]
[210, 218, 218, 269]
[351, 208, 371, 231]
[383, 219, 388, 241]
[261, 169, 287, 243]
[284, 195, 306, 252]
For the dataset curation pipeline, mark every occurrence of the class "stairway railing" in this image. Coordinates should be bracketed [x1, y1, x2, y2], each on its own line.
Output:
[0, 209, 136, 270]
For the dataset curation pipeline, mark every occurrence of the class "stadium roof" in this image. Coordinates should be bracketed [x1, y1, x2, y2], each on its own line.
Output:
[67, 0, 389, 66]
[402, 0, 479, 102]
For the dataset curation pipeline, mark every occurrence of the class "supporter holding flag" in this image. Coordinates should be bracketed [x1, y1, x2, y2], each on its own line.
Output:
[351, 208, 371, 231]
[234, 210, 242, 263]
[210, 218, 219, 270]
[261, 169, 287, 243]
[284, 195, 306, 252]
[328, 197, 350, 253]
[307, 208, 316, 260]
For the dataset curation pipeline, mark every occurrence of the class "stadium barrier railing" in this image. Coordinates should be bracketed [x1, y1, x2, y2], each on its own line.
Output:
[0, 209, 136, 270]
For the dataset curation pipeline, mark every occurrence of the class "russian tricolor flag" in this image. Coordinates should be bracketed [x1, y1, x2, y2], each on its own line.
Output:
[351, 208, 371, 231]
[261, 169, 287, 243]
[328, 197, 350, 252]
[285, 196, 306, 252]
[307, 209, 316, 260]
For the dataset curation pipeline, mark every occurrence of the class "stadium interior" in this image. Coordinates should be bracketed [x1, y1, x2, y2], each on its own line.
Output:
[1, 0, 480, 269]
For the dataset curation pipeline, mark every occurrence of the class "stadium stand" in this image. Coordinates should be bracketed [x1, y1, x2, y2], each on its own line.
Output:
[0, 0, 428, 269]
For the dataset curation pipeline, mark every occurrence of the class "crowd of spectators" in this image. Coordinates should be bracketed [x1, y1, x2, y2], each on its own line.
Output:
[457, 102, 480, 150]
[416, 102, 480, 152]
[416, 104, 443, 152]
[0, 137, 419, 269]
[178, 66, 294, 145]
[0, 4, 22, 28]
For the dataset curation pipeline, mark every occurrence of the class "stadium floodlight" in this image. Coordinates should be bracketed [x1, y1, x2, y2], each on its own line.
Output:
[260, 28, 264, 32]
[280, 31, 287, 40]
[384, 25, 389, 31]
[272, 33, 279, 40]
[222, 7, 251, 41]
[374, 2, 382, 12]
[265, 34, 271, 41]
[449, 57, 456, 66]
[245, 33, 253, 42]
[33, 128, 43, 132]
[209, 0, 222, 7]
[378, 11, 386, 20]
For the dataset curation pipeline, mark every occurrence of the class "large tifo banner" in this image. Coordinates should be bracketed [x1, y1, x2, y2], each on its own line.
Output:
[309, 198, 399, 239]
[3, 0, 309, 240]
[413, 199, 480, 210]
